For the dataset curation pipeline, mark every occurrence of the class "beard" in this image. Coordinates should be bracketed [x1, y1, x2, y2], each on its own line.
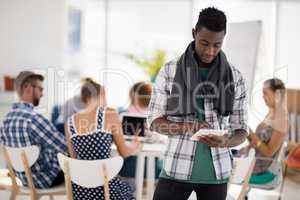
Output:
[33, 97, 40, 106]
[32, 90, 40, 106]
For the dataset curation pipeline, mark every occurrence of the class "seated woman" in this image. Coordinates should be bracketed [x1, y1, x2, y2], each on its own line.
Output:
[127, 81, 152, 115]
[64, 78, 140, 200]
[118, 81, 152, 115]
[119, 82, 162, 180]
[245, 78, 288, 184]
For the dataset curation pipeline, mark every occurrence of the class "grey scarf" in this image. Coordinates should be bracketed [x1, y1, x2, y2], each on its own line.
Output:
[166, 41, 234, 117]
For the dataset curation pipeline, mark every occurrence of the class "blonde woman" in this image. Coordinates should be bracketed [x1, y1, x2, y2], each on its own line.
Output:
[246, 78, 288, 184]
[65, 78, 140, 200]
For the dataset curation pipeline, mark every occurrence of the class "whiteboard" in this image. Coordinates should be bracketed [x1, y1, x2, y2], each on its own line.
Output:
[224, 20, 262, 96]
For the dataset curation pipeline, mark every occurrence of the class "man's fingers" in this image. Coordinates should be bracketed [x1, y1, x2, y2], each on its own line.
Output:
[206, 138, 219, 146]
[207, 134, 223, 143]
[198, 136, 214, 145]
[200, 122, 210, 129]
[198, 136, 209, 143]
[198, 136, 221, 147]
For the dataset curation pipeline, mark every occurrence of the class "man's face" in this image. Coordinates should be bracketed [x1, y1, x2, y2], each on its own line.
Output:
[192, 27, 225, 64]
[31, 80, 44, 106]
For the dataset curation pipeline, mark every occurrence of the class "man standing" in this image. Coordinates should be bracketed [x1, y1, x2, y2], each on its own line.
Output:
[0, 71, 67, 188]
[148, 7, 248, 200]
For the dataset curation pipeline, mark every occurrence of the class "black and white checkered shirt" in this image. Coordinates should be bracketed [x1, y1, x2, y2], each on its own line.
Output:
[147, 57, 248, 180]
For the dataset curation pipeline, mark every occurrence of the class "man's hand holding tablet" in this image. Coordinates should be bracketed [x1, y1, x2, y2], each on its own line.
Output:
[191, 129, 229, 148]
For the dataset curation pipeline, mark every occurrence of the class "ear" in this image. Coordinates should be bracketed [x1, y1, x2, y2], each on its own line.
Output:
[23, 83, 32, 94]
[192, 28, 196, 39]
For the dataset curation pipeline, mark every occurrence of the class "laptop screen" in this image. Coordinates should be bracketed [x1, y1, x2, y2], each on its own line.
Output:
[122, 115, 146, 137]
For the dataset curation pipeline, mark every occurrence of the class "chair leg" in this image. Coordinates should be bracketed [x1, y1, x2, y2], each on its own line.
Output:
[30, 193, 38, 200]
[9, 190, 17, 200]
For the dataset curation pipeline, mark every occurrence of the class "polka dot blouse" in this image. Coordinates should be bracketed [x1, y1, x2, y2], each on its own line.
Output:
[67, 107, 135, 200]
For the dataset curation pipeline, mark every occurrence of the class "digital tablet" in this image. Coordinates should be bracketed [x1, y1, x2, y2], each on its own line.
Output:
[121, 113, 147, 137]
[190, 129, 228, 141]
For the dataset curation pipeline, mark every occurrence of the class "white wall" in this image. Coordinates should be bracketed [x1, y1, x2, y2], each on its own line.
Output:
[0, 0, 68, 117]
[276, 1, 300, 89]
[0, 0, 66, 76]
[104, 0, 192, 108]
[62, 0, 192, 108]
[65, 0, 106, 73]
[1, 0, 300, 118]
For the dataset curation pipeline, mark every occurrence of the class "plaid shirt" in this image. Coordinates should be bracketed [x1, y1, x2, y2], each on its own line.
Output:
[148, 58, 248, 180]
[0, 102, 67, 188]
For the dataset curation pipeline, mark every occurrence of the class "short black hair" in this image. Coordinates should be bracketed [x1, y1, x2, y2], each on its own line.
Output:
[195, 7, 227, 34]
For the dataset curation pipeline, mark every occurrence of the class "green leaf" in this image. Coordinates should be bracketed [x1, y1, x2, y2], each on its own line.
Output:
[125, 49, 166, 82]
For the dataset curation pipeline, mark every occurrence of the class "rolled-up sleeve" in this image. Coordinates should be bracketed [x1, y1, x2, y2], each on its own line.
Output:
[147, 64, 170, 128]
[228, 68, 248, 134]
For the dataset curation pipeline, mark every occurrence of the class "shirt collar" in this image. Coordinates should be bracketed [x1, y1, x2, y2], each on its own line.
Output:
[12, 102, 34, 110]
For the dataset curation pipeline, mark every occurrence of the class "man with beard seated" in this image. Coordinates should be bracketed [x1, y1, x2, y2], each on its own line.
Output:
[0, 71, 67, 189]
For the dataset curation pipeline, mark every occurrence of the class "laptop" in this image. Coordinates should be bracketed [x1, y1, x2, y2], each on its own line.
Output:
[120, 113, 148, 141]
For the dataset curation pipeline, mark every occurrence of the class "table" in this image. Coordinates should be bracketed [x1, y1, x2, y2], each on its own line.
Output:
[135, 143, 166, 200]
[112, 142, 166, 200]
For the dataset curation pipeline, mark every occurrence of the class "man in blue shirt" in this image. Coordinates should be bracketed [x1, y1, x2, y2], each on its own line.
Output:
[0, 71, 68, 188]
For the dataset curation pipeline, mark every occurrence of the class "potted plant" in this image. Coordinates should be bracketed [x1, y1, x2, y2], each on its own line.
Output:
[125, 49, 166, 82]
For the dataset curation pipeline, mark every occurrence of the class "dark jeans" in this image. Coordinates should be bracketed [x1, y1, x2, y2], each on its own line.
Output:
[50, 171, 65, 187]
[153, 178, 227, 200]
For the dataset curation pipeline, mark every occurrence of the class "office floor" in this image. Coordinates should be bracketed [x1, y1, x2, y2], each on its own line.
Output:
[1, 169, 300, 200]
[279, 169, 300, 200]
[0, 148, 300, 200]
